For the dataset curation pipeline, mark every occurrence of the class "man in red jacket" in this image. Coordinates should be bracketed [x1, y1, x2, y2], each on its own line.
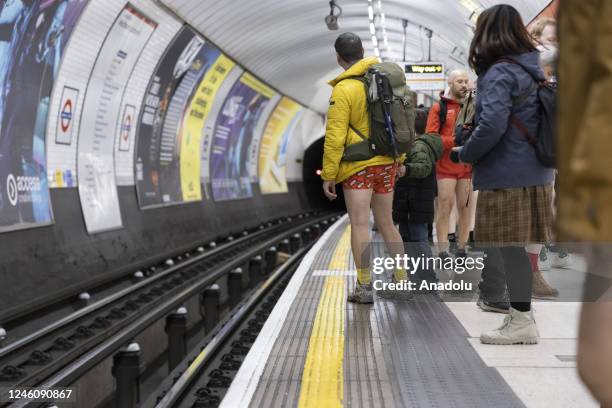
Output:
[426, 70, 474, 258]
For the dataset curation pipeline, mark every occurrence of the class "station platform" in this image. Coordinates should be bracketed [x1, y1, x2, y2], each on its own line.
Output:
[218, 216, 597, 408]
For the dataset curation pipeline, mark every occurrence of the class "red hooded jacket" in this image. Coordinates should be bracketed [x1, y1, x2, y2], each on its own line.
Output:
[426, 93, 472, 176]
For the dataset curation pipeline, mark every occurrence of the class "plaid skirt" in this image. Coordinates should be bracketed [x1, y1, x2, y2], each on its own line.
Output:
[475, 185, 554, 244]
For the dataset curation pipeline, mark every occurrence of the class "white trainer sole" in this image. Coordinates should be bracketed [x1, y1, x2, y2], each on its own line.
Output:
[480, 336, 538, 345]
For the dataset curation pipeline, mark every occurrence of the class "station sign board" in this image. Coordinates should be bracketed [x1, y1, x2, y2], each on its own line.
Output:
[400, 62, 445, 92]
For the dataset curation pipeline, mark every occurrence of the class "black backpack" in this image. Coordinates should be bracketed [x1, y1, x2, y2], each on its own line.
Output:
[437, 99, 448, 133]
[498, 58, 556, 168]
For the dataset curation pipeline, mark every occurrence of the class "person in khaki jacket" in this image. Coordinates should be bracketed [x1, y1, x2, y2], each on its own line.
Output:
[557, 2, 612, 406]
[321, 33, 408, 303]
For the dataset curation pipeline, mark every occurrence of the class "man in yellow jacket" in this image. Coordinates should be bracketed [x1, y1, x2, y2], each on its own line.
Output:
[321, 33, 409, 303]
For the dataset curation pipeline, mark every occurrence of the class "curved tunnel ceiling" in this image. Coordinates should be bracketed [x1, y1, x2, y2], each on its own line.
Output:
[162, 0, 549, 114]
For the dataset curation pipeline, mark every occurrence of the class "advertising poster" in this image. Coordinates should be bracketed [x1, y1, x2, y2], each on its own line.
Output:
[210, 73, 274, 201]
[246, 93, 280, 184]
[77, 4, 156, 233]
[135, 26, 202, 208]
[0, 0, 89, 232]
[199, 66, 243, 200]
[179, 54, 235, 202]
[157, 42, 221, 205]
[258, 97, 303, 194]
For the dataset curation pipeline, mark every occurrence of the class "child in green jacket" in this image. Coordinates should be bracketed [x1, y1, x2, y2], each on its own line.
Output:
[393, 109, 443, 286]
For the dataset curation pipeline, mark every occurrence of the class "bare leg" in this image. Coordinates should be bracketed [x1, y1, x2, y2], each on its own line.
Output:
[343, 187, 373, 283]
[455, 178, 475, 249]
[371, 191, 407, 281]
[436, 178, 457, 253]
[469, 190, 478, 232]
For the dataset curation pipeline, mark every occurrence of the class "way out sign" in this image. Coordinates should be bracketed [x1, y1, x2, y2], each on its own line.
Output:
[400, 62, 445, 92]
[56, 86, 79, 145]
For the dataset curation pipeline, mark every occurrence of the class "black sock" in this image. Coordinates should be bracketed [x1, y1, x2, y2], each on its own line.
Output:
[510, 302, 530, 312]
[469, 230, 475, 244]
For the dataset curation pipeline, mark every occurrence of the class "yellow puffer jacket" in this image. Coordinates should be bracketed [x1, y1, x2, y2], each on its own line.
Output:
[321, 56, 397, 183]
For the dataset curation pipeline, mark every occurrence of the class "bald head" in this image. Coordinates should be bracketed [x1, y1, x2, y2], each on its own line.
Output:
[447, 70, 469, 100]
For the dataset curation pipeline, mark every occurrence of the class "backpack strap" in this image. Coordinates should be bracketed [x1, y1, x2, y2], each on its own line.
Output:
[333, 76, 370, 143]
[349, 124, 368, 142]
[510, 116, 536, 145]
[336, 75, 368, 85]
[438, 99, 448, 133]
[495, 58, 542, 145]
[461, 91, 473, 124]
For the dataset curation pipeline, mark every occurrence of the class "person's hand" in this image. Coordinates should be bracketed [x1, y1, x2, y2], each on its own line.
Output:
[450, 147, 462, 163]
[397, 165, 406, 179]
[322, 180, 337, 200]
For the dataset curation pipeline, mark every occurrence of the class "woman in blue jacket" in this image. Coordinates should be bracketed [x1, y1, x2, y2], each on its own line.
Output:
[454, 4, 555, 345]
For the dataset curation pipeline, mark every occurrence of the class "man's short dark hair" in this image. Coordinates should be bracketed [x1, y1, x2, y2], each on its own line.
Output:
[334, 33, 364, 63]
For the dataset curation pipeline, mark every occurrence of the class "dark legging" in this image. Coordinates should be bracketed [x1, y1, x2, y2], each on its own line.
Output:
[482, 246, 532, 311]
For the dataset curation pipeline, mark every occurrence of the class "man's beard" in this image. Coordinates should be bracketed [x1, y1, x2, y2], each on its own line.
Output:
[453, 89, 468, 100]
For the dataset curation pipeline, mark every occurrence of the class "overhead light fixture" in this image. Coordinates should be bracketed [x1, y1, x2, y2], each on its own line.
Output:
[460, 0, 482, 25]
[368, 0, 391, 60]
[325, 0, 342, 30]
[469, 11, 479, 24]
[460, 0, 480, 12]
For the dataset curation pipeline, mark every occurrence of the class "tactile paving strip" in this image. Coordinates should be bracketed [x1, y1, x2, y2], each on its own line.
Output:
[249, 222, 343, 408]
[249, 222, 525, 408]
[372, 237, 526, 408]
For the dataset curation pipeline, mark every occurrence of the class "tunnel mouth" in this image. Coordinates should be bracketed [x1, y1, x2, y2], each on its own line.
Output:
[302, 137, 346, 212]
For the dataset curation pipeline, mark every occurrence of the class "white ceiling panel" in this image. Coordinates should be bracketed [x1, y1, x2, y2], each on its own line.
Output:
[160, 0, 551, 113]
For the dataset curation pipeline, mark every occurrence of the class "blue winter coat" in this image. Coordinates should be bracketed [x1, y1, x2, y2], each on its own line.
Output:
[459, 51, 555, 190]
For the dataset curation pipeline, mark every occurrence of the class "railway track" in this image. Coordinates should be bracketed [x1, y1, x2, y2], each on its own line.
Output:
[146, 245, 310, 408]
[0, 212, 340, 407]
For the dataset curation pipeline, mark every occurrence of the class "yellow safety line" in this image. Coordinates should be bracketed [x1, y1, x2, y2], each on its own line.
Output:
[298, 225, 350, 408]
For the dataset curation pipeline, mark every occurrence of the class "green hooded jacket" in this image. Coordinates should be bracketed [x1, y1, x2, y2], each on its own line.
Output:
[405, 133, 443, 178]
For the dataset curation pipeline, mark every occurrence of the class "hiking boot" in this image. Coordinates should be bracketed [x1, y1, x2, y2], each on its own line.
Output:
[477, 298, 510, 314]
[376, 277, 413, 301]
[437, 251, 452, 270]
[532, 269, 559, 299]
[348, 282, 374, 304]
[454, 248, 468, 260]
[480, 307, 539, 345]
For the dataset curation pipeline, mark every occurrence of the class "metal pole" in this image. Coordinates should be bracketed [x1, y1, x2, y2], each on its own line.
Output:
[202, 285, 220, 333]
[249, 256, 264, 288]
[112, 343, 141, 408]
[165, 307, 187, 371]
[228, 268, 243, 307]
[402, 19, 408, 61]
[264, 246, 277, 274]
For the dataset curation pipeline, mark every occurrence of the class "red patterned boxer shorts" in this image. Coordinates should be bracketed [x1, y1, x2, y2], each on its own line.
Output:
[342, 164, 397, 194]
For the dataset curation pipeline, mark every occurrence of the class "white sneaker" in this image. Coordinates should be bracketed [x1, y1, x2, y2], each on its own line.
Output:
[480, 307, 539, 345]
[551, 252, 572, 269]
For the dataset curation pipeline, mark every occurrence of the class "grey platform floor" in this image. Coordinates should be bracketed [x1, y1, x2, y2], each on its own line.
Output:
[249, 219, 525, 407]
